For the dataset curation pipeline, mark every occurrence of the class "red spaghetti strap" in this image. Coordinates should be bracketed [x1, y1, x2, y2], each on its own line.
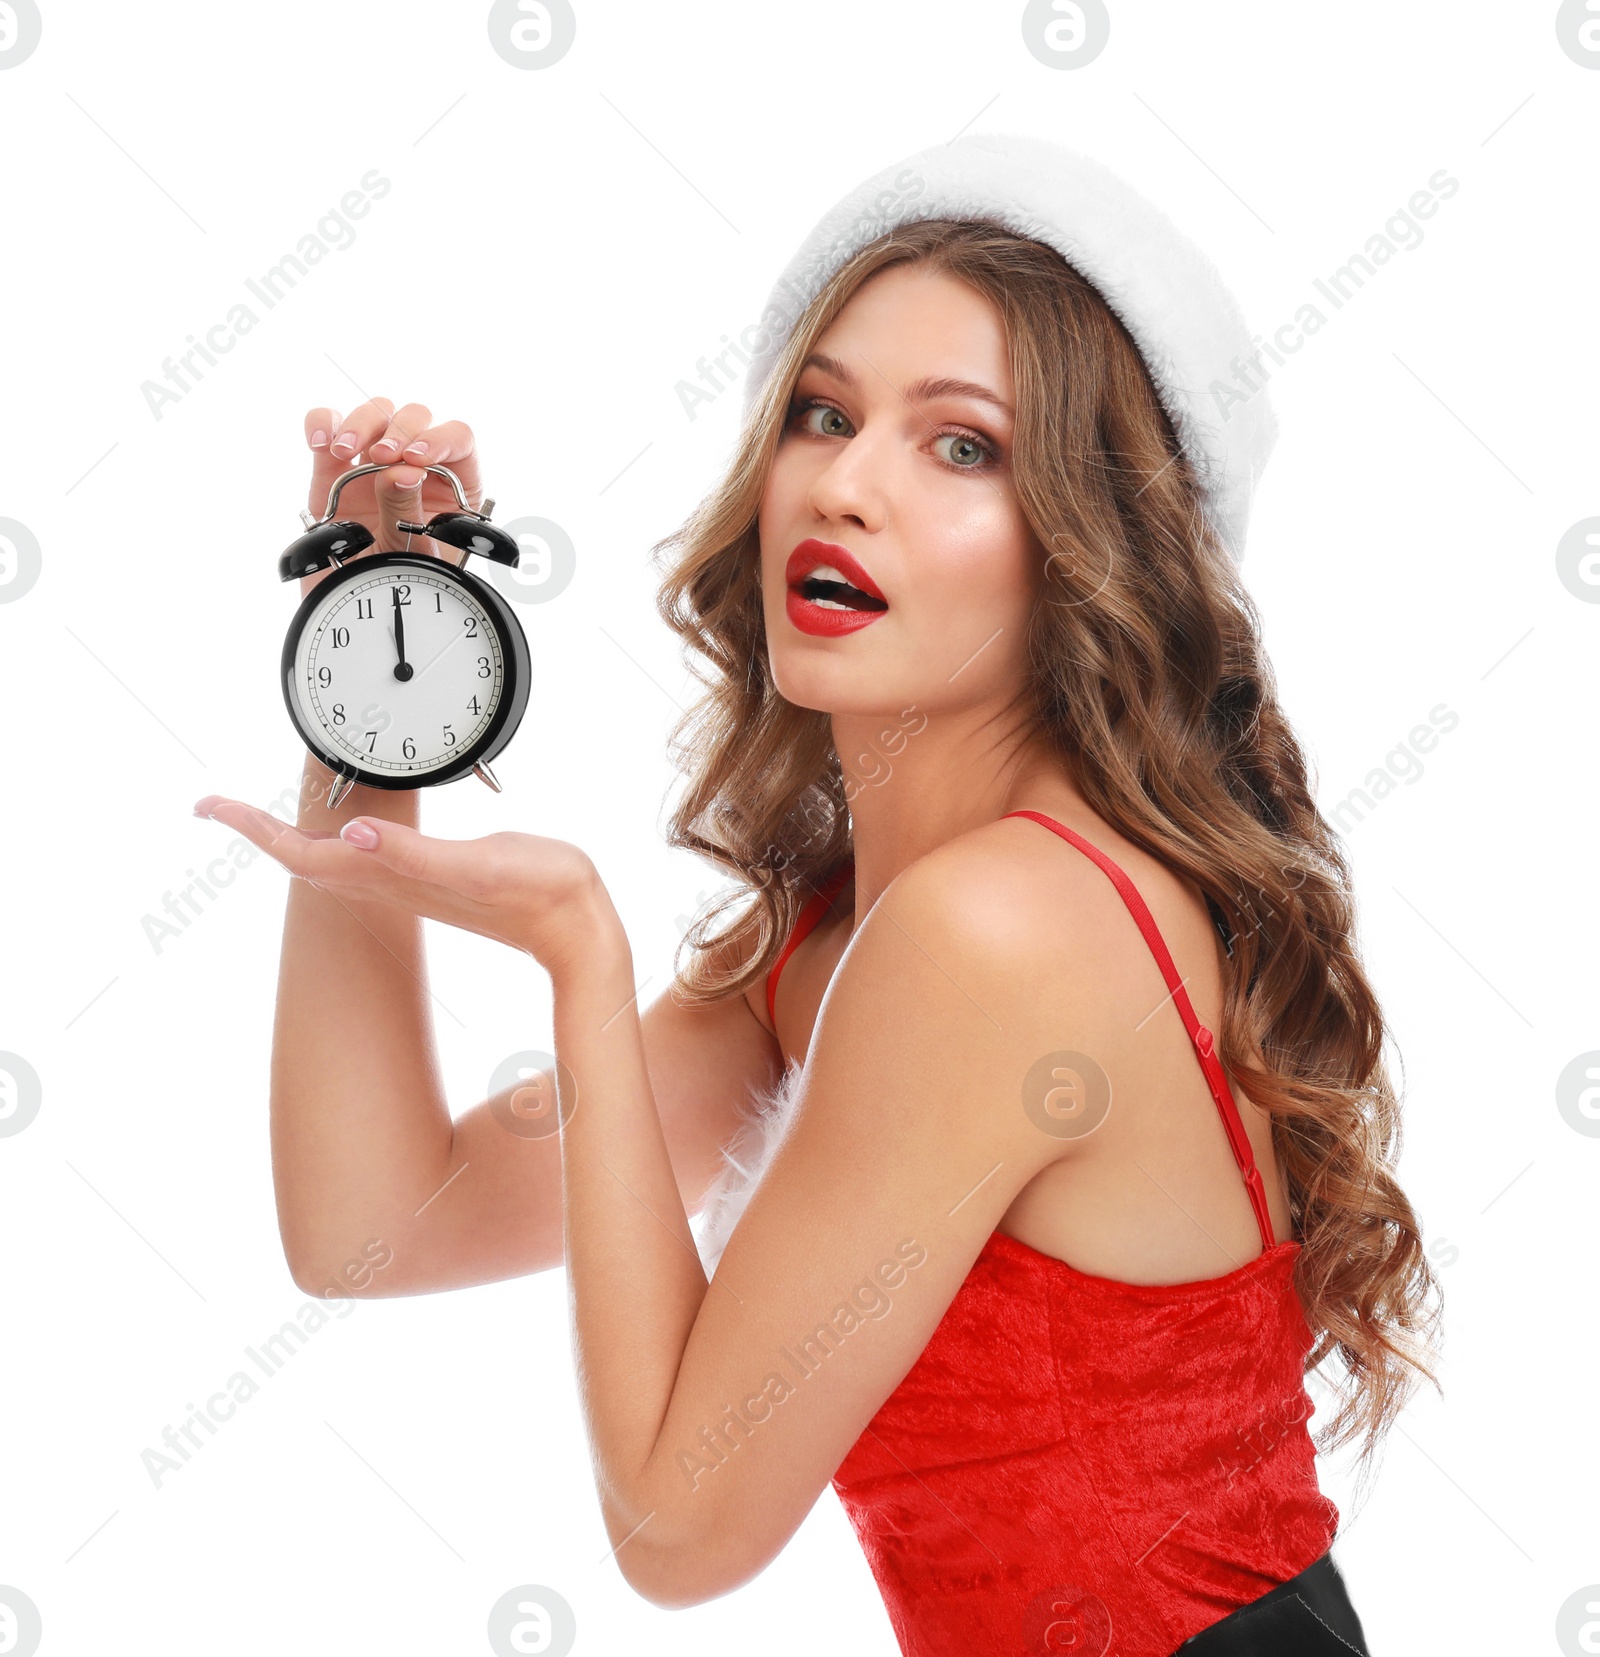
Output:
[766, 861, 856, 1033]
[1003, 809, 1276, 1252]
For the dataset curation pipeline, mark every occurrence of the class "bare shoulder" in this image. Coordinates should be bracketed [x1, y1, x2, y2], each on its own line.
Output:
[864, 811, 1209, 1046]
[836, 822, 1097, 1047]
[875, 814, 1110, 971]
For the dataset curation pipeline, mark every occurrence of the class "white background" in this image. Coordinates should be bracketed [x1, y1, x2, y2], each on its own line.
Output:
[1, 2, 1594, 1652]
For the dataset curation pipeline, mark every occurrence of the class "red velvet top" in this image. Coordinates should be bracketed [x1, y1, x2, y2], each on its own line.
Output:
[765, 810, 1339, 1657]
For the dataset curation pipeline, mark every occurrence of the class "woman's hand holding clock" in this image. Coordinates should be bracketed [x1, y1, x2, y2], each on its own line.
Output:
[194, 394, 586, 966]
[298, 395, 485, 600]
[263, 396, 531, 798]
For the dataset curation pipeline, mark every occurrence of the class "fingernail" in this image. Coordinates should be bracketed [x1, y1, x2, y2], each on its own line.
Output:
[193, 796, 218, 817]
[341, 820, 379, 850]
[371, 438, 398, 458]
[330, 435, 356, 457]
[310, 428, 329, 449]
[402, 440, 429, 459]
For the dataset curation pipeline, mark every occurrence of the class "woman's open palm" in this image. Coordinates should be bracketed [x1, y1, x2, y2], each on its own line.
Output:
[190, 797, 607, 973]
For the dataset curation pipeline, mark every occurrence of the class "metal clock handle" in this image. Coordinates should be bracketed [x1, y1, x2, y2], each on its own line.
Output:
[300, 461, 491, 531]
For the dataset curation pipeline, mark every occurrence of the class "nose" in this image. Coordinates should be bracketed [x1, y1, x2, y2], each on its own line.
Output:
[804, 424, 888, 534]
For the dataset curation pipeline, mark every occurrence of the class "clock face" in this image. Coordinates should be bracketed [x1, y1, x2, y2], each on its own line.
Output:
[290, 562, 505, 778]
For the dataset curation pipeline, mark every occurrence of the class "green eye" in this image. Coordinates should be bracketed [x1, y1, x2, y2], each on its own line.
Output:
[938, 433, 990, 468]
[790, 399, 851, 437]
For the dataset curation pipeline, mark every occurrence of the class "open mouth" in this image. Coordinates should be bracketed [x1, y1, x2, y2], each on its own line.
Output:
[796, 570, 889, 613]
[783, 540, 890, 635]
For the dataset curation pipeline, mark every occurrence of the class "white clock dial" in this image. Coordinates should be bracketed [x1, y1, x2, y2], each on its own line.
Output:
[292, 565, 504, 776]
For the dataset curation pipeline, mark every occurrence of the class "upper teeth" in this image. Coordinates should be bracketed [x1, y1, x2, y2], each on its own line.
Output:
[804, 564, 859, 610]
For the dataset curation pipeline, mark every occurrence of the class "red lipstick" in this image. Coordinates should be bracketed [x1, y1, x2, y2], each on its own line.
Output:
[784, 538, 889, 638]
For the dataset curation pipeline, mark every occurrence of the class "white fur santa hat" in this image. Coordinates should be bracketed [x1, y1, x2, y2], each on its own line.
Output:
[741, 131, 1276, 566]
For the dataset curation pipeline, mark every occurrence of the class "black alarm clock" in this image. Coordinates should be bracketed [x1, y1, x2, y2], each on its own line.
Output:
[277, 462, 531, 809]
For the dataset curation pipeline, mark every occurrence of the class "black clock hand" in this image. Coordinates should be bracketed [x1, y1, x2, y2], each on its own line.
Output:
[391, 586, 412, 681]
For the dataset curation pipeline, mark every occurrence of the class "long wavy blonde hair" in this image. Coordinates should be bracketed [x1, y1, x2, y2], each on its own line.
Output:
[649, 217, 1443, 1476]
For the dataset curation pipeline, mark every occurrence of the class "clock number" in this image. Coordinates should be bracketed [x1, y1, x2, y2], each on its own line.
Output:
[402, 737, 416, 760]
[463, 615, 478, 638]
[365, 730, 377, 752]
[331, 626, 350, 648]
[468, 695, 483, 716]
[355, 597, 373, 620]
[331, 703, 345, 725]
[317, 666, 332, 688]
[442, 723, 455, 747]
[394, 584, 411, 605]
[434, 592, 443, 613]
[476, 656, 491, 678]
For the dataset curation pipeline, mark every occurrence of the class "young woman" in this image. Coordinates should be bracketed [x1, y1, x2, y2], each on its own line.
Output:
[197, 138, 1440, 1655]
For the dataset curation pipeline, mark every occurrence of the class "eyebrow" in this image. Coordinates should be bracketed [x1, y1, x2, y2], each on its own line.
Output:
[800, 352, 1014, 420]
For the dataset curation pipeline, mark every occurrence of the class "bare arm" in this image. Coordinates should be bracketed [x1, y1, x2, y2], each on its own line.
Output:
[238, 397, 780, 1300]
[267, 747, 781, 1299]
[268, 750, 438, 1297]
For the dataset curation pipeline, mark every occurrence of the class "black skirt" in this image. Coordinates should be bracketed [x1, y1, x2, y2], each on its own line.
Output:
[1169, 1551, 1369, 1655]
